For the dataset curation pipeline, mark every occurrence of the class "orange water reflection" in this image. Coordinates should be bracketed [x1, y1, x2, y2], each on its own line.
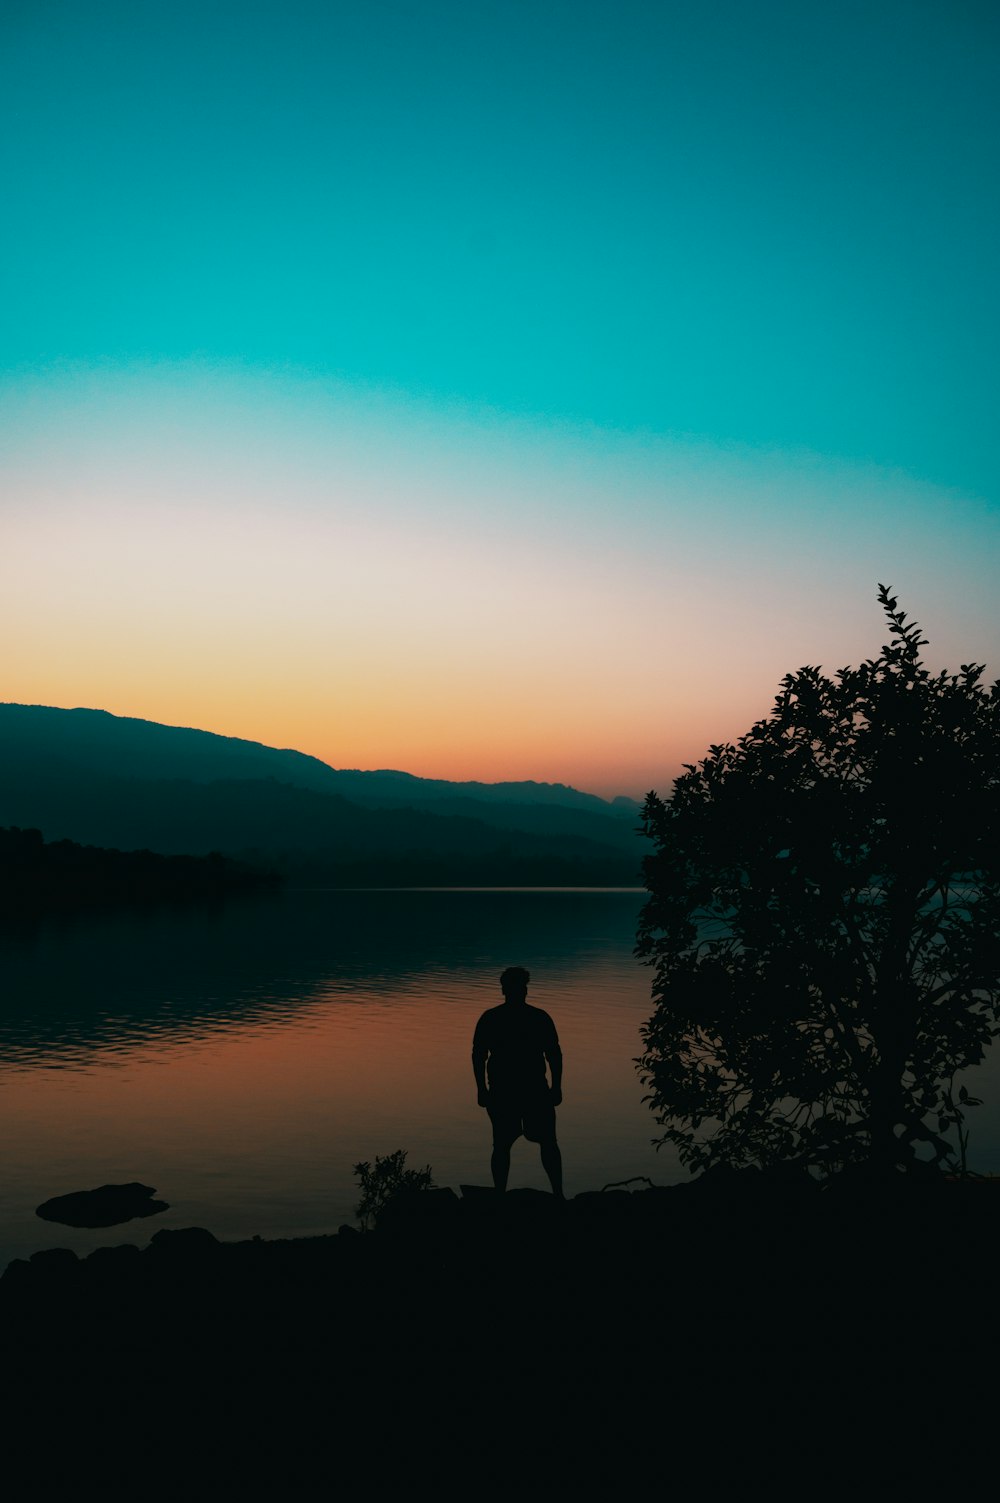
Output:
[0, 892, 682, 1265]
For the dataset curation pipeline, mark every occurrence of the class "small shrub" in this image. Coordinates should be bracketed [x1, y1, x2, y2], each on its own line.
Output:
[353, 1149, 435, 1231]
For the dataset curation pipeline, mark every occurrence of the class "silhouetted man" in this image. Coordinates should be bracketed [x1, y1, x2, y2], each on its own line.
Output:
[472, 966, 563, 1197]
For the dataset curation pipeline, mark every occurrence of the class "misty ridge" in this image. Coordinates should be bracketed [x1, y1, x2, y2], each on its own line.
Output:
[0, 704, 646, 888]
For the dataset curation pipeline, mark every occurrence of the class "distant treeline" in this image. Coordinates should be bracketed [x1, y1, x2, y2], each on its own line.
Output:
[0, 827, 280, 911]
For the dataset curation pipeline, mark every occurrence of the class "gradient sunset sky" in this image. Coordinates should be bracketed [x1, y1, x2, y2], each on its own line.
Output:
[3, 0, 998, 798]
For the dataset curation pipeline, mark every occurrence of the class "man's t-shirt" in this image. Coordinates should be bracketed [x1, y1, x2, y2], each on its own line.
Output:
[473, 1003, 560, 1100]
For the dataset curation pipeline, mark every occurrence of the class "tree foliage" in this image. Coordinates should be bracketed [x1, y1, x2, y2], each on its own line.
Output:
[636, 586, 1000, 1176]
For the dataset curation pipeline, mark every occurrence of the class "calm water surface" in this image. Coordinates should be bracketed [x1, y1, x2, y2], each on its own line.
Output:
[0, 888, 679, 1267]
[3, 887, 998, 1270]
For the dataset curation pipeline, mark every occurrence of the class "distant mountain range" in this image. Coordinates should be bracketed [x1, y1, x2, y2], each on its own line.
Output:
[0, 704, 646, 885]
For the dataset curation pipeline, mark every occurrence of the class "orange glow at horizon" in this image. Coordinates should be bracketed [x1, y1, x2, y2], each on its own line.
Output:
[4, 366, 998, 801]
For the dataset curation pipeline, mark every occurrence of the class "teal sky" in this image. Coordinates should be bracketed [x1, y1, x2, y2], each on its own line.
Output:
[5, 0, 998, 493]
[2, 1, 999, 794]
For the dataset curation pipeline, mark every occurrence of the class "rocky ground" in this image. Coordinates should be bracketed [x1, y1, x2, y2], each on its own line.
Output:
[3, 1171, 996, 1487]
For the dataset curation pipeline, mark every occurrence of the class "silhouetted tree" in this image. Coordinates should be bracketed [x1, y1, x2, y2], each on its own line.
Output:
[636, 586, 1000, 1176]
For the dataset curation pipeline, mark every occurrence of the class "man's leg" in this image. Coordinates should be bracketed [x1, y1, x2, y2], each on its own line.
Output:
[491, 1139, 512, 1192]
[540, 1134, 564, 1199]
[488, 1106, 518, 1192]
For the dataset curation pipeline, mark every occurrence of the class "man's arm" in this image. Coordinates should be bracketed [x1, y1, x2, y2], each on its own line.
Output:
[545, 1017, 563, 1106]
[472, 1017, 489, 1107]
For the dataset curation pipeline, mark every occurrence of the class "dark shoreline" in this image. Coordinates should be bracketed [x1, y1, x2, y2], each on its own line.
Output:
[7, 1171, 997, 1349]
[5, 1174, 996, 1484]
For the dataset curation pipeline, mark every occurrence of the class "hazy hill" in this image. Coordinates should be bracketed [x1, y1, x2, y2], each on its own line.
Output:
[0, 704, 645, 885]
[0, 705, 639, 813]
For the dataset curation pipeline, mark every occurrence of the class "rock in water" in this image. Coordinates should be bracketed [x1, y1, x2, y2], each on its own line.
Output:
[35, 1183, 169, 1228]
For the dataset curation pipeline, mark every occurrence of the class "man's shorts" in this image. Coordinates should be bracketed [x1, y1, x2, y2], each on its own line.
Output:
[487, 1091, 557, 1145]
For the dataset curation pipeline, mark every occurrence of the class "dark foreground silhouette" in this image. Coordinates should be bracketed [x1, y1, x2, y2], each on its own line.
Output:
[4, 1172, 998, 1487]
[473, 966, 564, 1195]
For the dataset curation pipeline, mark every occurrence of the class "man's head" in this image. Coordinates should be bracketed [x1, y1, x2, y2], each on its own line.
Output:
[499, 966, 530, 1002]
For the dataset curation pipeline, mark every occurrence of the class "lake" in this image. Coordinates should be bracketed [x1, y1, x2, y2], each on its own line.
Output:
[3, 885, 998, 1270]
[0, 887, 678, 1267]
